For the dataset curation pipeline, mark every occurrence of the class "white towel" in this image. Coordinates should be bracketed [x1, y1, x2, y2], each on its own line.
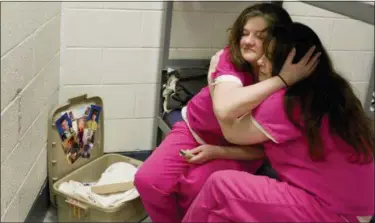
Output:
[58, 162, 139, 208]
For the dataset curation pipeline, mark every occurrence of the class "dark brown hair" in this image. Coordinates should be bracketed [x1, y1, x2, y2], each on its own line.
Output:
[228, 3, 292, 76]
[268, 22, 374, 163]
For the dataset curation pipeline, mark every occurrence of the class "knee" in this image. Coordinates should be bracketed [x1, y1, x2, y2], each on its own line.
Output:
[134, 163, 156, 193]
[135, 165, 178, 197]
[206, 170, 232, 186]
[206, 170, 242, 189]
[196, 171, 233, 201]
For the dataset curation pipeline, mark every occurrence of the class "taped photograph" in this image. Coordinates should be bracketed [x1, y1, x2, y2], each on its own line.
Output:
[87, 105, 102, 132]
[55, 113, 76, 141]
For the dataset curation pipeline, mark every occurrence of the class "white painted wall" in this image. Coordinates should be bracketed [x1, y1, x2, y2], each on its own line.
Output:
[1, 2, 61, 221]
[169, 2, 256, 59]
[59, 2, 166, 153]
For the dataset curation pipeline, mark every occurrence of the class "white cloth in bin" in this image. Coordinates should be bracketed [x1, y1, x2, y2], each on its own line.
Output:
[58, 162, 139, 208]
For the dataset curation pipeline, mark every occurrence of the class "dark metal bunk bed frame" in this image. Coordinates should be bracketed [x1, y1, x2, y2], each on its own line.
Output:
[154, 1, 375, 147]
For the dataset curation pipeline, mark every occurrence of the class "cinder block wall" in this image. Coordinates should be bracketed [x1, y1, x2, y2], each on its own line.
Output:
[1, 2, 61, 221]
[169, 2, 256, 59]
[59, 2, 166, 153]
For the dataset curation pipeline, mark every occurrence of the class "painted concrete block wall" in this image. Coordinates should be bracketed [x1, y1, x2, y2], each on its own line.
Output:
[169, 1, 256, 59]
[59, 2, 166, 152]
[1, 2, 61, 221]
[169, 1, 373, 105]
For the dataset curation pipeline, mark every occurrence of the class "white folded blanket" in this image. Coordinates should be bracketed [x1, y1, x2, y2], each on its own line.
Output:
[58, 162, 139, 208]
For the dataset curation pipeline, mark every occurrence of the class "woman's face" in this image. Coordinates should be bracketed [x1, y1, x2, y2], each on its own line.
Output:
[257, 40, 274, 82]
[240, 16, 268, 65]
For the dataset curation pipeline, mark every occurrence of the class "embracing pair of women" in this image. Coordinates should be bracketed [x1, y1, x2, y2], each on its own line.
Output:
[135, 3, 374, 223]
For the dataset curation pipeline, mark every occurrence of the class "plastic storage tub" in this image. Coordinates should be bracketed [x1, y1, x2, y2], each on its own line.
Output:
[47, 94, 147, 222]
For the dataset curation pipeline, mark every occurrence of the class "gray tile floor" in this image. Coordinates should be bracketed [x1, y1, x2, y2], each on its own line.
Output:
[43, 206, 151, 222]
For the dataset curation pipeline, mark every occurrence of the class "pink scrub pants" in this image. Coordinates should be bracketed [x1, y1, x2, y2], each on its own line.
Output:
[182, 170, 360, 223]
[134, 122, 262, 222]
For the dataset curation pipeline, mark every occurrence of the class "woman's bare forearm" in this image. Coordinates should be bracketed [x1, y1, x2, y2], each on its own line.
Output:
[218, 112, 259, 145]
[213, 76, 285, 121]
[214, 145, 265, 161]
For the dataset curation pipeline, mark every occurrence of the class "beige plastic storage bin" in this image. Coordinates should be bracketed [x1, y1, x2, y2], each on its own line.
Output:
[47, 94, 147, 222]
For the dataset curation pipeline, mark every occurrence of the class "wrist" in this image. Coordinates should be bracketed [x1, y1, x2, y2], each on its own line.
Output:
[271, 75, 288, 88]
[214, 146, 227, 159]
[279, 72, 295, 86]
[277, 75, 289, 87]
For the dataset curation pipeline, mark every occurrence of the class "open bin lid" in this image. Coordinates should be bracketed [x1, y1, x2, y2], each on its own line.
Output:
[47, 94, 104, 206]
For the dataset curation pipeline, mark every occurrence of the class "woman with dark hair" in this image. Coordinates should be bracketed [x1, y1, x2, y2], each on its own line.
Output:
[134, 3, 321, 222]
[182, 22, 374, 223]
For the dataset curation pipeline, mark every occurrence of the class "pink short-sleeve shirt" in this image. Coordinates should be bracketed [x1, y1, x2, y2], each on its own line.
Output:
[185, 46, 254, 145]
[252, 89, 374, 216]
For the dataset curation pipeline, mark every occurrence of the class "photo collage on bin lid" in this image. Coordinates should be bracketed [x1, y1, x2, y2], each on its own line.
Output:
[55, 104, 102, 164]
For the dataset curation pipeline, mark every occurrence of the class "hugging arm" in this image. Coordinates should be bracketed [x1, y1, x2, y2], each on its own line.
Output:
[188, 48, 319, 163]
[208, 51, 287, 122]
[197, 89, 303, 163]
[185, 144, 265, 164]
[185, 113, 272, 163]
[210, 47, 319, 122]
[211, 48, 319, 144]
